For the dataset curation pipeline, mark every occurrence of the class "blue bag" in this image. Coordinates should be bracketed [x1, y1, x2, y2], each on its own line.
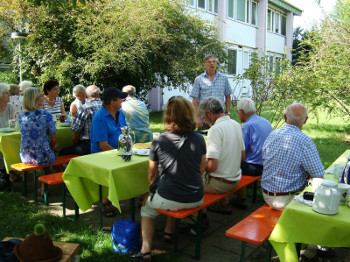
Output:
[111, 217, 140, 253]
[340, 157, 350, 185]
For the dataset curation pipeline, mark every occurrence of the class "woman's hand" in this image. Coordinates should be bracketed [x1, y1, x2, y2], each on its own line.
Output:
[52, 144, 60, 153]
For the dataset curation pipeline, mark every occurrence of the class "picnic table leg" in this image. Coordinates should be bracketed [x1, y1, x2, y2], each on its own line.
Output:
[130, 198, 135, 221]
[265, 241, 272, 262]
[174, 218, 180, 252]
[74, 201, 79, 221]
[253, 180, 258, 203]
[22, 171, 27, 196]
[195, 210, 202, 260]
[62, 184, 66, 217]
[43, 183, 49, 206]
[240, 242, 246, 262]
[99, 185, 103, 230]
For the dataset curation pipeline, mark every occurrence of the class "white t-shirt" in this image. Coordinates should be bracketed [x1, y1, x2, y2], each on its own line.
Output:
[206, 116, 245, 181]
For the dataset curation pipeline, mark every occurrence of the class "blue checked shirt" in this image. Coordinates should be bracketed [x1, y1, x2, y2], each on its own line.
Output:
[70, 98, 102, 140]
[190, 71, 232, 109]
[261, 124, 324, 193]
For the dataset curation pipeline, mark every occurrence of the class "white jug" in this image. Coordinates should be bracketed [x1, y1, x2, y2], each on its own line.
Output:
[312, 180, 339, 215]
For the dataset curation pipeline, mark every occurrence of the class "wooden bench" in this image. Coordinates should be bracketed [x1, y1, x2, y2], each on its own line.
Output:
[226, 204, 282, 262]
[156, 175, 261, 260]
[11, 155, 80, 200]
[3, 237, 80, 262]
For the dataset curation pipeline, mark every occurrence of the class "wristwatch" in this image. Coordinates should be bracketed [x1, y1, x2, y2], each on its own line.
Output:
[225, 111, 230, 115]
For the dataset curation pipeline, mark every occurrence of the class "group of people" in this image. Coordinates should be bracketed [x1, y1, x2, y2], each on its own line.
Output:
[131, 54, 324, 260]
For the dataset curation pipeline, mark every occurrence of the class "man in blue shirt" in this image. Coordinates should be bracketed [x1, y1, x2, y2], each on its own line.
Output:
[191, 54, 232, 129]
[261, 103, 324, 210]
[91, 87, 127, 154]
[232, 98, 273, 209]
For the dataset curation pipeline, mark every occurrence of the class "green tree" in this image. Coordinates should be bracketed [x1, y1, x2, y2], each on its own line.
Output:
[0, 0, 226, 99]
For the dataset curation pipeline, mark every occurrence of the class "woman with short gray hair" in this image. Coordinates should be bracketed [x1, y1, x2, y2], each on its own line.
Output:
[0, 83, 14, 128]
[70, 84, 86, 117]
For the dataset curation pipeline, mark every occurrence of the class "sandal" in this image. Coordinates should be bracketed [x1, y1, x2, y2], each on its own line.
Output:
[163, 232, 173, 243]
[130, 251, 151, 261]
[37, 189, 45, 199]
[207, 202, 232, 215]
[102, 202, 116, 218]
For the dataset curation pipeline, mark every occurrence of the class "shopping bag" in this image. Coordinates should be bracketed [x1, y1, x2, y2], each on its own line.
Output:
[111, 217, 140, 253]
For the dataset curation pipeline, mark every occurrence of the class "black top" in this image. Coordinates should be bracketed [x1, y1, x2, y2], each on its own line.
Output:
[149, 131, 206, 203]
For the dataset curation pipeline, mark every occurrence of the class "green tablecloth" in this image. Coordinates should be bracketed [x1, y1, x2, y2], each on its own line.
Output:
[269, 149, 350, 262]
[62, 149, 149, 212]
[0, 124, 73, 173]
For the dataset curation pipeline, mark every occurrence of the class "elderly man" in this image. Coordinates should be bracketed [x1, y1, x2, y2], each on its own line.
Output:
[199, 97, 245, 214]
[121, 85, 152, 143]
[191, 54, 232, 129]
[261, 103, 324, 210]
[59, 85, 102, 156]
[232, 98, 273, 208]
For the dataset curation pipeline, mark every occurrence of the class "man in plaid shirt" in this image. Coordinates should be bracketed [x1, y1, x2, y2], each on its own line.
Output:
[261, 103, 324, 210]
[59, 85, 102, 156]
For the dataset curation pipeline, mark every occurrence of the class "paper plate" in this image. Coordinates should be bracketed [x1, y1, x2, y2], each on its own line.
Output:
[133, 149, 150, 156]
[0, 128, 15, 132]
[133, 142, 151, 149]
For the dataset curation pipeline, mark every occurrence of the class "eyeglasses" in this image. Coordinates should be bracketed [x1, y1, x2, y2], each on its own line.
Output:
[205, 60, 217, 64]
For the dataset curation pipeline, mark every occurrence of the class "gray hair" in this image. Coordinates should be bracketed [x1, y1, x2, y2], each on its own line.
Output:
[285, 103, 308, 125]
[0, 83, 9, 97]
[122, 85, 136, 96]
[237, 98, 256, 113]
[199, 97, 224, 116]
[86, 85, 101, 97]
[204, 54, 217, 63]
[19, 80, 33, 92]
[72, 84, 86, 97]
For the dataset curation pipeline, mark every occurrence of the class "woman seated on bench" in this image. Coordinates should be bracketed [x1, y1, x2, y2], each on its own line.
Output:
[131, 96, 206, 261]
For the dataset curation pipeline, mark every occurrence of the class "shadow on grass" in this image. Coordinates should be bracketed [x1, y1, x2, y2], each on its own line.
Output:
[0, 192, 173, 262]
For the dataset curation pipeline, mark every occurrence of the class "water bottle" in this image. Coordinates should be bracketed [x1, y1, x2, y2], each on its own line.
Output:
[118, 126, 134, 161]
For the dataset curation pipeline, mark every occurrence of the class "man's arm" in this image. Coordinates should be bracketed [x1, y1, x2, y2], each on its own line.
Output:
[206, 158, 219, 172]
[192, 97, 203, 129]
[225, 95, 231, 115]
[200, 154, 206, 175]
[241, 150, 246, 162]
[148, 159, 159, 185]
[98, 141, 115, 152]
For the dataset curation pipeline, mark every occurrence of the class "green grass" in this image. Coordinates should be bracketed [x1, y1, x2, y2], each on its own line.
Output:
[1, 109, 348, 261]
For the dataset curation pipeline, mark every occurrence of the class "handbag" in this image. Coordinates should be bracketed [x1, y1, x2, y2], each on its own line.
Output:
[340, 157, 350, 184]
[149, 134, 188, 201]
[111, 217, 140, 253]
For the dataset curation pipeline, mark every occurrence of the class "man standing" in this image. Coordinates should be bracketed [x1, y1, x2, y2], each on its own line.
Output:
[121, 85, 152, 143]
[199, 97, 245, 214]
[232, 98, 273, 208]
[191, 54, 232, 129]
[60, 85, 102, 156]
[261, 103, 324, 210]
[91, 86, 127, 153]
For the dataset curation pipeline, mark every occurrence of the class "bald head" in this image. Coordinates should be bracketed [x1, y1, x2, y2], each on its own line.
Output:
[86, 85, 101, 99]
[284, 103, 308, 128]
[122, 85, 136, 97]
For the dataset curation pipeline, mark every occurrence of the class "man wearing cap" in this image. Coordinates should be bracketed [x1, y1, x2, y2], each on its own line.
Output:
[91, 86, 127, 154]
[90, 86, 127, 217]
[59, 85, 102, 156]
[261, 103, 324, 210]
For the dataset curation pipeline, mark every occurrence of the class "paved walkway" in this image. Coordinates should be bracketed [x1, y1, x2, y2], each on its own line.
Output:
[12, 175, 350, 262]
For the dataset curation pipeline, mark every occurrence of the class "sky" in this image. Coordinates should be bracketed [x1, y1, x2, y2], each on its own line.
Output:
[286, 0, 337, 29]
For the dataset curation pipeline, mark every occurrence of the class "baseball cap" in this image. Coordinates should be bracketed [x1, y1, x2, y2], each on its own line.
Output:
[102, 87, 128, 102]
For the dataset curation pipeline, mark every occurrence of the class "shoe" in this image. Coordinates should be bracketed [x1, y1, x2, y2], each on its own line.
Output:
[189, 218, 209, 235]
[207, 202, 232, 215]
[317, 247, 336, 257]
[102, 201, 116, 218]
[230, 198, 248, 210]
[130, 251, 151, 261]
[163, 232, 173, 243]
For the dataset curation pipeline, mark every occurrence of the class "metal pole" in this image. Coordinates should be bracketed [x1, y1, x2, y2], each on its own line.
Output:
[18, 42, 22, 83]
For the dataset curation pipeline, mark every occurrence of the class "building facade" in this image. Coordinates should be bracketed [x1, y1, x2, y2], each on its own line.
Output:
[148, 0, 302, 111]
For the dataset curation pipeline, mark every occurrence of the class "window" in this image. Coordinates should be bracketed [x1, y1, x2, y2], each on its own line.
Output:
[275, 57, 281, 74]
[198, 0, 205, 9]
[237, 0, 245, 21]
[281, 15, 287, 36]
[269, 55, 274, 71]
[246, 0, 250, 23]
[228, 49, 237, 75]
[228, 0, 234, 18]
[251, 1, 257, 26]
[208, 0, 218, 13]
[275, 13, 280, 33]
[267, 9, 271, 31]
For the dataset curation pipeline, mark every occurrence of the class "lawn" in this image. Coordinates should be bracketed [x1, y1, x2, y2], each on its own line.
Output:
[1, 108, 348, 261]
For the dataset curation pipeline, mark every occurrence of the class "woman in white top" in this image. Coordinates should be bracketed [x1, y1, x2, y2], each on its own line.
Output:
[9, 84, 23, 121]
[69, 84, 86, 118]
[43, 80, 66, 122]
[0, 83, 14, 128]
